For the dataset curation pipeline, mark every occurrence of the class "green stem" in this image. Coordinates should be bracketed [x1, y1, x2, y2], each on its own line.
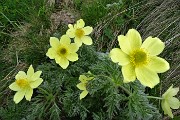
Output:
[146, 96, 163, 100]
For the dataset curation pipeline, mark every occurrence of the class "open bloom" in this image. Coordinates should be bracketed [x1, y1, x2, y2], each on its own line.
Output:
[9, 65, 43, 104]
[76, 74, 94, 100]
[66, 19, 93, 47]
[161, 85, 180, 118]
[110, 29, 169, 88]
[46, 35, 79, 69]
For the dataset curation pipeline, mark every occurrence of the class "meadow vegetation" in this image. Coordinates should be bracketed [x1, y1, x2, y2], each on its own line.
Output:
[0, 0, 179, 119]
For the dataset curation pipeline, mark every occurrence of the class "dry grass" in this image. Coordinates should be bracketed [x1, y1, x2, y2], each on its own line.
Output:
[92, 0, 179, 96]
[137, 0, 180, 98]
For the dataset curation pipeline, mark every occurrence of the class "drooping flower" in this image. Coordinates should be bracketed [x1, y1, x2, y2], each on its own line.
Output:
[161, 85, 180, 118]
[66, 19, 93, 47]
[110, 29, 170, 88]
[76, 74, 94, 100]
[46, 35, 79, 69]
[9, 65, 43, 104]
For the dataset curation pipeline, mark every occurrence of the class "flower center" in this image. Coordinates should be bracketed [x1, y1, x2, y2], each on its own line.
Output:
[60, 48, 67, 55]
[130, 49, 149, 67]
[75, 28, 84, 38]
[16, 79, 29, 88]
[58, 47, 68, 56]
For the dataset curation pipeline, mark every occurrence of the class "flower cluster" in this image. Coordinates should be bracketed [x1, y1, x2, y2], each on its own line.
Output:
[8, 19, 179, 118]
[9, 19, 93, 103]
[47, 19, 93, 69]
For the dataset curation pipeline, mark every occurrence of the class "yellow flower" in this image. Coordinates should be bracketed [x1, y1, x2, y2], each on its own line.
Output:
[76, 75, 94, 100]
[161, 85, 180, 118]
[110, 29, 169, 88]
[9, 65, 43, 104]
[46, 35, 79, 69]
[66, 19, 93, 47]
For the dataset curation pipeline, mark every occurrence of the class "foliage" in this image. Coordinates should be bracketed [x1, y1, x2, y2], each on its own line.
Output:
[127, 82, 161, 120]
[0, 46, 163, 120]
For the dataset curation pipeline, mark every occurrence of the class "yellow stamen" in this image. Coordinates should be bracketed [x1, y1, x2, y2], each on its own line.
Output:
[75, 28, 84, 38]
[16, 79, 29, 88]
[130, 49, 149, 67]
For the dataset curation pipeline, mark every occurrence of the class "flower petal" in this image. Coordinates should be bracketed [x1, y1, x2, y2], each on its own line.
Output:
[122, 63, 136, 83]
[30, 78, 43, 88]
[80, 90, 88, 100]
[79, 75, 93, 82]
[87, 77, 94, 81]
[74, 37, 82, 47]
[56, 57, 69, 69]
[73, 24, 77, 29]
[126, 29, 142, 49]
[46, 48, 58, 59]
[69, 43, 79, 53]
[68, 24, 73, 29]
[141, 36, 165, 56]
[77, 83, 86, 90]
[81, 36, 92, 45]
[79, 75, 88, 83]
[50, 37, 60, 49]
[161, 100, 173, 118]
[167, 87, 179, 97]
[9, 82, 21, 91]
[110, 48, 130, 65]
[66, 53, 78, 61]
[83, 26, 93, 35]
[66, 28, 75, 38]
[147, 57, 170, 73]
[76, 19, 85, 28]
[30, 71, 42, 81]
[60, 35, 71, 45]
[27, 65, 34, 77]
[168, 97, 180, 109]
[15, 71, 27, 80]
[135, 66, 159, 88]
[25, 87, 33, 101]
[118, 29, 142, 54]
[163, 85, 179, 98]
[14, 90, 25, 104]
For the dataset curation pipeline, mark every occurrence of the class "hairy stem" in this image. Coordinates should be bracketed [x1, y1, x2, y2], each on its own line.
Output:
[146, 96, 163, 100]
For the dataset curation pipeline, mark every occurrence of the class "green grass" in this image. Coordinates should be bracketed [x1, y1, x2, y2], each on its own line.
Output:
[0, 1, 53, 108]
[0, 0, 53, 78]
[0, 0, 50, 46]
